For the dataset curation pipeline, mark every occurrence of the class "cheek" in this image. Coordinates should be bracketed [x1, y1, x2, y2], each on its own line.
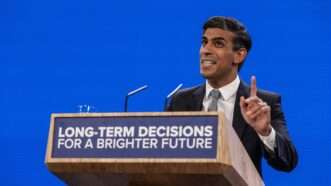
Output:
[219, 51, 235, 64]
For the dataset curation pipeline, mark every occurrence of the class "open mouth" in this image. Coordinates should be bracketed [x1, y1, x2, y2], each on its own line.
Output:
[201, 59, 217, 66]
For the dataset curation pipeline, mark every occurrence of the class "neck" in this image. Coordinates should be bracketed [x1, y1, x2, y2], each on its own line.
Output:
[207, 72, 237, 89]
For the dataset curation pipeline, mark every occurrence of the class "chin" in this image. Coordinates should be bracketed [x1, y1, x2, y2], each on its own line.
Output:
[200, 72, 216, 80]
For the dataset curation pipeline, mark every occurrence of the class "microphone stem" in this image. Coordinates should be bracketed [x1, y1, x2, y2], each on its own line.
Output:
[124, 95, 129, 112]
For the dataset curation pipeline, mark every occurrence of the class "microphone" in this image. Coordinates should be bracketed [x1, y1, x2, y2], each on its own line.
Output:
[124, 85, 148, 112]
[164, 83, 183, 110]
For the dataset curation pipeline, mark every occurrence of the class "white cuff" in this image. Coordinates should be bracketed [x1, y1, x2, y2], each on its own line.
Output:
[258, 127, 276, 151]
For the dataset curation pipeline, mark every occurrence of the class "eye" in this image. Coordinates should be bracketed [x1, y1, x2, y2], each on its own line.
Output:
[213, 40, 225, 48]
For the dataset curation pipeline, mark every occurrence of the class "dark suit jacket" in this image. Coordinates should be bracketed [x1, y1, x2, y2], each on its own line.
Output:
[166, 81, 298, 176]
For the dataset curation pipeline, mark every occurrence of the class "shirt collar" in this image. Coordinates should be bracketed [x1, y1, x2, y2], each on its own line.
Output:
[205, 75, 240, 101]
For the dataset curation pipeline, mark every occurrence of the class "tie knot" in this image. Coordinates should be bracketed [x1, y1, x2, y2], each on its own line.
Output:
[209, 89, 222, 99]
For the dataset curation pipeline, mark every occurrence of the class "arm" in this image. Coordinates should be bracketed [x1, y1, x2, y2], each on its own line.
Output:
[240, 76, 298, 172]
[263, 95, 298, 172]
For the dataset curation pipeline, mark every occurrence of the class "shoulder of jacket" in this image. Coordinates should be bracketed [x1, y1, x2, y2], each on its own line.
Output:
[257, 88, 281, 102]
[174, 84, 203, 97]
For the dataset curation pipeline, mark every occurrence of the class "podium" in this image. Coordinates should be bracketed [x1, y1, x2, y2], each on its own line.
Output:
[45, 112, 264, 186]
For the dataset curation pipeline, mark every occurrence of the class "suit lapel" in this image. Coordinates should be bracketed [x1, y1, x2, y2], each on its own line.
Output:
[191, 84, 205, 111]
[232, 81, 250, 140]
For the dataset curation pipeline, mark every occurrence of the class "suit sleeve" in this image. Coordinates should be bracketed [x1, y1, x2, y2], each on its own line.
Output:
[263, 95, 298, 172]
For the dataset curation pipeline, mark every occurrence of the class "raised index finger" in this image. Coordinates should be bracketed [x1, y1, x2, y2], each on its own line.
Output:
[250, 75, 257, 97]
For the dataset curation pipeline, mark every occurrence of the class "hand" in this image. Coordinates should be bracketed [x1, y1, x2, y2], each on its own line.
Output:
[240, 76, 271, 136]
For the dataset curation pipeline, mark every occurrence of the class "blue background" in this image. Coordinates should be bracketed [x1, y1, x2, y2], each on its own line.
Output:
[1, 0, 330, 185]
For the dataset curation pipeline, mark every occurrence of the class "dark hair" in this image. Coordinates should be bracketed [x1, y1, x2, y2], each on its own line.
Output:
[203, 16, 252, 71]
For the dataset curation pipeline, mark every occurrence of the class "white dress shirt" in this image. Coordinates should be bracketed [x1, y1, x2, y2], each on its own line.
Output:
[202, 75, 276, 151]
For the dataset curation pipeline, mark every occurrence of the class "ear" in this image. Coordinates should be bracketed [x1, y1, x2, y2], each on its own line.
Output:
[234, 48, 247, 65]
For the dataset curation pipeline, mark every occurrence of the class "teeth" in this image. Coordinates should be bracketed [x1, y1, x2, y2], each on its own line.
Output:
[202, 60, 216, 64]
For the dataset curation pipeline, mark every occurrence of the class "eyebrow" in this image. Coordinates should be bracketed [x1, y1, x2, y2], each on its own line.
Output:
[202, 36, 227, 43]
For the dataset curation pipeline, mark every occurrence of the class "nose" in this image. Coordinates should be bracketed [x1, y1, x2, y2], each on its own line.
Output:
[200, 44, 212, 56]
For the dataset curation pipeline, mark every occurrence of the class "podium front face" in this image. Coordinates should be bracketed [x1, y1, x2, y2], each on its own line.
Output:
[45, 112, 264, 186]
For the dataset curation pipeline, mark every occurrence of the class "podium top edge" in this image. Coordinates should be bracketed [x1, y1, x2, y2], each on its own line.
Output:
[51, 112, 222, 118]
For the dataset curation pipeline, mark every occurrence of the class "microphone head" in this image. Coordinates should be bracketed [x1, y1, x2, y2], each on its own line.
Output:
[166, 83, 183, 99]
[127, 85, 148, 96]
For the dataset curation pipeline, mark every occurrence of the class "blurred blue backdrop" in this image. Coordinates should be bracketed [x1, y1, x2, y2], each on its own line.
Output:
[1, 0, 331, 185]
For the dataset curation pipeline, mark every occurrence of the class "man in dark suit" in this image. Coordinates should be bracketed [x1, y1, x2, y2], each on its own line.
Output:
[167, 16, 298, 176]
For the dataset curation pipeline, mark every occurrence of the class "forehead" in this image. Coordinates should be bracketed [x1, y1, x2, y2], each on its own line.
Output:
[202, 28, 235, 41]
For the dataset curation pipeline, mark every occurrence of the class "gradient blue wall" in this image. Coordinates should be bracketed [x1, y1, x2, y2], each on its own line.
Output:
[1, 0, 330, 185]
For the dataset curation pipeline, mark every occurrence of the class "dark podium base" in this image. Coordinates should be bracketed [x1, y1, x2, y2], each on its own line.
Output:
[56, 173, 232, 186]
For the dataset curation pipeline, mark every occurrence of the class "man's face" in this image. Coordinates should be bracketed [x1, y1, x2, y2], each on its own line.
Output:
[200, 28, 241, 81]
